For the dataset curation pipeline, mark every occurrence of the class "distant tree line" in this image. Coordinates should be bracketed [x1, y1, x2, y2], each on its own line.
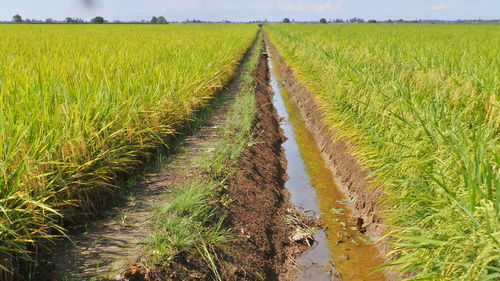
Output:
[150, 16, 167, 24]
[281, 17, 372, 24]
[8, 14, 499, 24]
[281, 17, 371, 23]
[10, 14, 169, 24]
[279, 17, 499, 24]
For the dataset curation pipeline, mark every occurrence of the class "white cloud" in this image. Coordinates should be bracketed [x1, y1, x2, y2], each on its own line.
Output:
[431, 0, 465, 11]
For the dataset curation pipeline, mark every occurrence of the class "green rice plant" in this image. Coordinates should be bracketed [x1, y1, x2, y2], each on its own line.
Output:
[265, 23, 499, 280]
[0, 24, 257, 277]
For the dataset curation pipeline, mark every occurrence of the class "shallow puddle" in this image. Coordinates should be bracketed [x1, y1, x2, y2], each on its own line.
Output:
[267, 50, 386, 281]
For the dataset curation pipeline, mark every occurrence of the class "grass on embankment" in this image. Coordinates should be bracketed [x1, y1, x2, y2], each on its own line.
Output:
[265, 24, 499, 280]
[145, 33, 262, 279]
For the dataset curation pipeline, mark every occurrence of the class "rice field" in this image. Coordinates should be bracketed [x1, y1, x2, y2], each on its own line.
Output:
[2, 21, 499, 280]
[0, 24, 257, 272]
[265, 23, 499, 280]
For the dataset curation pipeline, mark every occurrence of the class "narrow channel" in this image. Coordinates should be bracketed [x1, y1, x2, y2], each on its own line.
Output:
[266, 49, 386, 281]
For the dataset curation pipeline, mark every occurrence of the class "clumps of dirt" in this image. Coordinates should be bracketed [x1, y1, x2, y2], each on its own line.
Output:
[123, 252, 213, 281]
[286, 208, 320, 247]
[123, 50, 316, 281]
[214, 51, 295, 281]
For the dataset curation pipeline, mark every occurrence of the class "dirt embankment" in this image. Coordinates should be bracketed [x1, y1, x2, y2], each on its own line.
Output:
[217, 51, 295, 281]
[127, 49, 301, 281]
[264, 34, 391, 257]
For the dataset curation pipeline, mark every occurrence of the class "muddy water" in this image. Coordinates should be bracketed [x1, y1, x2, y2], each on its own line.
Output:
[267, 53, 386, 281]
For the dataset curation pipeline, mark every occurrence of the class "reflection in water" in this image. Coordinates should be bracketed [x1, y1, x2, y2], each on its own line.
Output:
[267, 50, 386, 281]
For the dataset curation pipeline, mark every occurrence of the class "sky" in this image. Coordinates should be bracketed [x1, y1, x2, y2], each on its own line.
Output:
[1, 0, 499, 22]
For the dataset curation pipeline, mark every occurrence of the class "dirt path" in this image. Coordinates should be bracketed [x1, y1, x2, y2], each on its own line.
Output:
[45, 50, 250, 281]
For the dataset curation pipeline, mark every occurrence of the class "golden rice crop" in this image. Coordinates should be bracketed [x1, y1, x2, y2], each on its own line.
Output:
[265, 23, 499, 280]
[0, 24, 257, 274]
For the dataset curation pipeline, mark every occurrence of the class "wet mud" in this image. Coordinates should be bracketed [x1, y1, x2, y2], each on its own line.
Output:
[121, 46, 306, 281]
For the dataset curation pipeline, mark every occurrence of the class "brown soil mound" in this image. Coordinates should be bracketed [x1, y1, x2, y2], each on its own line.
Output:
[126, 49, 300, 281]
[216, 51, 294, 281]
